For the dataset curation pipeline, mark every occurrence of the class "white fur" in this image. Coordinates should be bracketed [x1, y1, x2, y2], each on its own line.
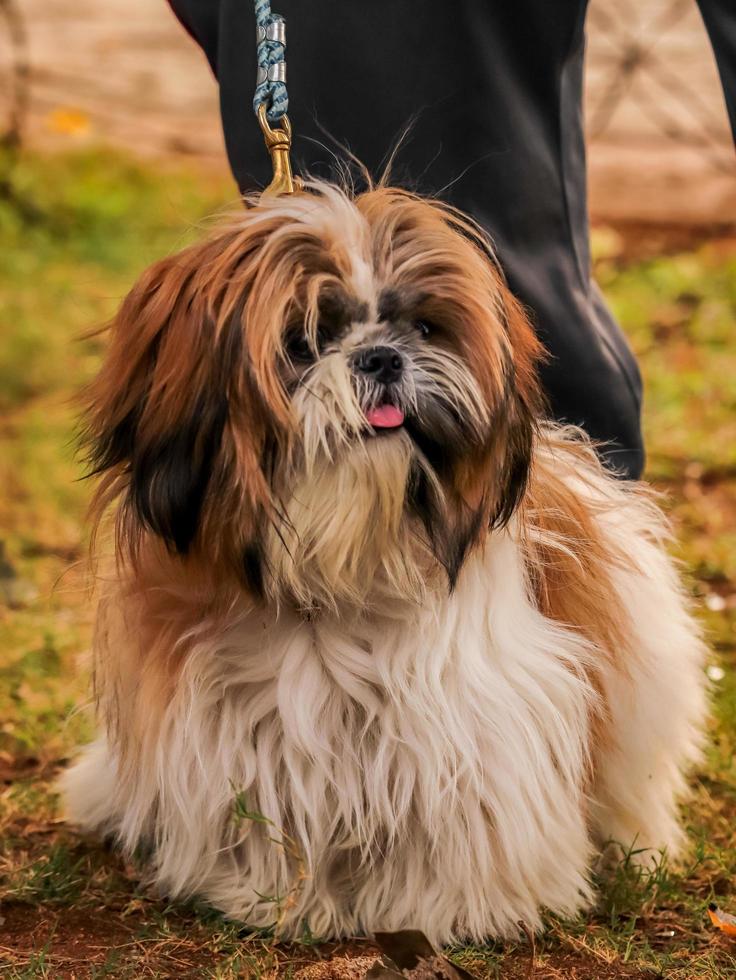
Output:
[61, 434, 706, 944]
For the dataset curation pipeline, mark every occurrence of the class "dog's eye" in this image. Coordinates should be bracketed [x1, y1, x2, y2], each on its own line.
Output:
[285, 329, 319, 363]
[287, 336, 313, 362]
[415, 320, 433, 338]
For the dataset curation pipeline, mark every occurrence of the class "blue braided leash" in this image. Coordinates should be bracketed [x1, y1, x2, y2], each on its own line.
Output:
[253, 0, 288, 122]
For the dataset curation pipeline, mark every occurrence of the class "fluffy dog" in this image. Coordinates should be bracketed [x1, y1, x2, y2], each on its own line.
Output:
[61, 182, 706, 943]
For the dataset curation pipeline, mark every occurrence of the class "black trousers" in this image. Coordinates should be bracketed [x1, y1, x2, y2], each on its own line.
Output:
[168, 0, 736, 480]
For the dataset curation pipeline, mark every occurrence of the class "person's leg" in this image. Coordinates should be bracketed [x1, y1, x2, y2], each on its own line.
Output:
[168, 0, 644, 478]
[697, 0, 736, 138]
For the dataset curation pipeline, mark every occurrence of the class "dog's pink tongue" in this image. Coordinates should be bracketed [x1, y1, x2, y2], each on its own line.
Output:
[365, 404, 405, 429]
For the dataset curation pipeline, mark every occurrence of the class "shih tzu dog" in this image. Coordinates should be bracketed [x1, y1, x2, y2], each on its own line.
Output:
[61, 182, 706, 943]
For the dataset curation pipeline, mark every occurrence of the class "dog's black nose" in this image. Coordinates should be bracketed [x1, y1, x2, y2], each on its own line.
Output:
[355, 346, 404, 384]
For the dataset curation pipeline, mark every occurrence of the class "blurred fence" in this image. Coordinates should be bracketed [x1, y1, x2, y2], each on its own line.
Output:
[585, 0, 734, 224]
[1, 0, 734, 225]
[587, 0, 731, 172]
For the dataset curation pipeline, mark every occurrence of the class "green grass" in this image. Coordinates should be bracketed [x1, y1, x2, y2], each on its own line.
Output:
[1, 148, 736, 978]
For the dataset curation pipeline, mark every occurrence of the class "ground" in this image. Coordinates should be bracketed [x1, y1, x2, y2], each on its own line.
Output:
[1, 148, 736, 978]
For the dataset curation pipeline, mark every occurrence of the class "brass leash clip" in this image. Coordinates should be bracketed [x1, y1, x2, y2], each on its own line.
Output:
[257, 103, 302, 197]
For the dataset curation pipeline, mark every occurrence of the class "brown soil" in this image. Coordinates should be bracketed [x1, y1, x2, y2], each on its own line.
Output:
[1, 902, 132, 961]
[292, 950, 658, 980]
[454, 952, 658, 980]
[0, 901, 219, 978]
[0, 904, 665, 980]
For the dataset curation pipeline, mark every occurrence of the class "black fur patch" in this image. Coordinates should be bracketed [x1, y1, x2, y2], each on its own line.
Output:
[242, 540, 266, 597]
[318, 291, 369, 333]
[404, 409, 473, 582]
[129, 393, 228, 554]
[406, 459, 485, 590]
[377, 287, 427, 324]
[85, 334, 162, 478]
[405, 402, 467, 475]
[87, 407, 140, 476]
[489, 415, 535, 530]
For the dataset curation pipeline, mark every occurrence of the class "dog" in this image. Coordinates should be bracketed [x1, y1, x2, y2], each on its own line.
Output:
[61, 181, 707, 944]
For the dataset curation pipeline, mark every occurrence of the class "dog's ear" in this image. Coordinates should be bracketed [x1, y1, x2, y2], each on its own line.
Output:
[486, 285, 543, 530]
[446, 281, 543, 577]
[83, 233, 282, 584]
[407, 283, 541, 588]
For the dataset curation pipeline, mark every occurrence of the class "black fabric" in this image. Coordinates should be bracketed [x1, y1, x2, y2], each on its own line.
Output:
[165, 0, 733, 480]
[697, 0, 736, 137]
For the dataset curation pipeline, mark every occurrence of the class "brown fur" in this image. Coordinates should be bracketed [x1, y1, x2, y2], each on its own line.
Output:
[93, 542, 239, 777]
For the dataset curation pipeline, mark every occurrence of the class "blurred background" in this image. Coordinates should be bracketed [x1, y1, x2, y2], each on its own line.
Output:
[1, 2, 736, 978]
[6, 0, 735, 224]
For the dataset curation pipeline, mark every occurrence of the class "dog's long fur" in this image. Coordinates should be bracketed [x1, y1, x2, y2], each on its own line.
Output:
[61, 183, 707, 943]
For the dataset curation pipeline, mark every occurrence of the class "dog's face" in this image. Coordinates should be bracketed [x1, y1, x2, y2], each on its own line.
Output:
[86, 184, 541, 608]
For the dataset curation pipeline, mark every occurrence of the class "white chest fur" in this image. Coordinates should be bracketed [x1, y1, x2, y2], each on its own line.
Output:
[144, 529, 596, 940]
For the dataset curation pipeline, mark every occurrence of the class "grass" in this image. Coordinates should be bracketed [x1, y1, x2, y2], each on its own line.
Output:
[1, 147, 736, 978]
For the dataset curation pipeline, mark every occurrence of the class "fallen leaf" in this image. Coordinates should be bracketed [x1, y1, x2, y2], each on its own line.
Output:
[708, 903, 736, 937]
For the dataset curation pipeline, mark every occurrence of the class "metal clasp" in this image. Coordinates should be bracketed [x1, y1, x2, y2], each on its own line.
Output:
[257, 19, 286, 45]
[257, 103, 302, 197]
[256, 62, 286, 86]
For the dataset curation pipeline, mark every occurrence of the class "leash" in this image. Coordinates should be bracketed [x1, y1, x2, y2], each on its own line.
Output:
[253, 0, 300, 196]
[253, 0, 287, 123]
